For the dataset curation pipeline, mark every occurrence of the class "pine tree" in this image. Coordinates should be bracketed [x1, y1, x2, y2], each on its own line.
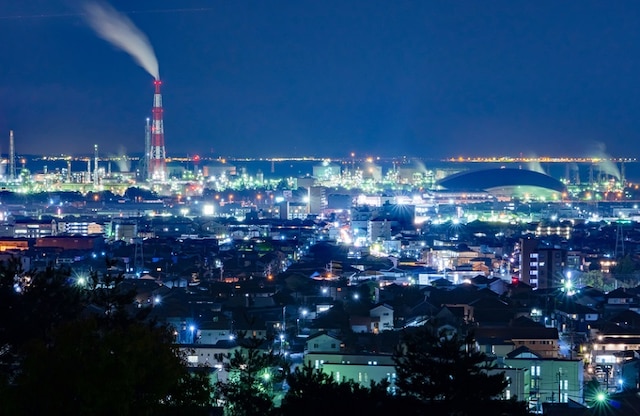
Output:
[280, 361, 397, 416]
[393, 324, 529, 415]
[214, 335, 286, 416]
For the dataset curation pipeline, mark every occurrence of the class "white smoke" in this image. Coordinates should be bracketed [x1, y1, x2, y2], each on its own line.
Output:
[590, 141, 621, 180]
[110, 145, 131, 172]
[82, 1, 159, 80]
[526, 160, 546, 174]
[522, 152, 546, 174]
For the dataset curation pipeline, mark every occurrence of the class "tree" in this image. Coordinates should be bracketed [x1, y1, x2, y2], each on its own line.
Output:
[279, 361, 401, 416]
[15, 318, 213, 416]
[581, 270, 605, 290]
[214, 336, 286, 416]
[0, 259, 215, 415]
[0, 261, 85, 384]
[393, 325, 529, 415]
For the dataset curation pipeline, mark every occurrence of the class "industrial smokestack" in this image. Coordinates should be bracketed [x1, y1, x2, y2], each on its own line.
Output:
[144, 117, 151, 180]
[149, 79, 167, 181]
[94, 144, 99, 185]
[9, 130, 15, 181]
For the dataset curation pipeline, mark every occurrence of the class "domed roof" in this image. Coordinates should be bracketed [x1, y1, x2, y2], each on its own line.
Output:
[436, 168, 566, 193]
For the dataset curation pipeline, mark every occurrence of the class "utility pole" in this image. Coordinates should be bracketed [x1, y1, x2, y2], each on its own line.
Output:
[558, 371, 561, 403]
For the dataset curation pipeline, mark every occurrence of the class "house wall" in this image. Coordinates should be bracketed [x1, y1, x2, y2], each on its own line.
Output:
[504, 357, 584, 412]
[322, 362, 396, 388]
[511, 338, 559, 358]
[305, 335, 341, 353]
[370, 306, 394, 331]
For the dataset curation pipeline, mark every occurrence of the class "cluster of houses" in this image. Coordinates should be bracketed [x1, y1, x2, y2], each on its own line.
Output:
[106, 235, 640, 414]
[4, 190, 640, 413]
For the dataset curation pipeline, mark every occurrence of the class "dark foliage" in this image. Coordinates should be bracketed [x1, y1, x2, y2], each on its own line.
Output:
[280, 362, 402, 416]
[393, 324, 530, 416]
[214, 335, 286, 416]
[0, 258, 214, 415]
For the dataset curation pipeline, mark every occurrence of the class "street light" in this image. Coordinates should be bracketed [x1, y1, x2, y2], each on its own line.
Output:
[297, 308, 309, 336]
[189, 324, 196, 343]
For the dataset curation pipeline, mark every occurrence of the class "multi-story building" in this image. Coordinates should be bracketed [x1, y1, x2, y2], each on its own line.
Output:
[536, 247, 567, 289]
[57, 218, 105, 236]
[316, 353, 396, 389]
[518, 237, 539, 288]
[504, 347, 584, 413]
[517, 237, 567, 290]
[368, 218, 392, 242]
[13, 219, 56, 238]
[308, 186, 327, 215]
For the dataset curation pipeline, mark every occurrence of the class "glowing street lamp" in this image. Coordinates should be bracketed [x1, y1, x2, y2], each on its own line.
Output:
[189, 324, 196, 343]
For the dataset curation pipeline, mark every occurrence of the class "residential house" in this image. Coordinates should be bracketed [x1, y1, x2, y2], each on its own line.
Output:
[603, 288, 640, 318]
[504, 347, 584, 413]
[306, 352, 396, 389]
[305, 331, 343, 353]
[370, 303, 394, 332]
[475, 317, 560, 359]
[590, 328, 640, 366]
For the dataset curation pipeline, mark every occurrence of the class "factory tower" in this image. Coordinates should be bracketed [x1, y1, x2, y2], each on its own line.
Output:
[149, 79, 167, 181]
[143, 117, 151, 181]
[9, 130, 15, 181]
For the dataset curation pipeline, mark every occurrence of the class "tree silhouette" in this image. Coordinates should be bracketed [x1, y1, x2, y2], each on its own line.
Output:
[280, 361, 400, 416]
[214, 335, 287, 416]
[0, 258, 214, 415]
[393, 325, 529, 415]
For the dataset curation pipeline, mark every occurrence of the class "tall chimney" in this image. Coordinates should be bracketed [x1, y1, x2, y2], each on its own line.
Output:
[94, 144, 99, 185]
[9, 130, 15, 181]
[149, 79, 167, 181]
[144, 117, 151, 181]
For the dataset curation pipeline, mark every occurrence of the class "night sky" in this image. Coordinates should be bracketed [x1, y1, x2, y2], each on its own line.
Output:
[1, 0, 640, 160]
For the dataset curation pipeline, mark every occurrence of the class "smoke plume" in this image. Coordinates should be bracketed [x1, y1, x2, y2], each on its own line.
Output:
[110, 145, 132, 172]
[82, 1, 159, 80]
[526, 160, 546, 174]
[589, 141, 621, 180]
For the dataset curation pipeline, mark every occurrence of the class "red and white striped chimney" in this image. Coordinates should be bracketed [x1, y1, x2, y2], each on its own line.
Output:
[149, 79, 167, 181]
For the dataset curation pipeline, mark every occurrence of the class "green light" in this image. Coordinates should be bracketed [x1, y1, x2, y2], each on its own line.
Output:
[596, 392, 607, 402]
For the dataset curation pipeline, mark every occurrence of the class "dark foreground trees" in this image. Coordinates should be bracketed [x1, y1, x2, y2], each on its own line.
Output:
[393, 324, 530, 416]
[280, 362, 400, 416]
[214, 336, 287, 416]
[216, 324, 531, 416]
[0, 256, 533, 415]
[0, 260, 214, 415]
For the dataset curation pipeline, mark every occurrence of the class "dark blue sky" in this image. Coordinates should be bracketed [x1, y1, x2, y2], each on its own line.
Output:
[1, 0, 640, 159]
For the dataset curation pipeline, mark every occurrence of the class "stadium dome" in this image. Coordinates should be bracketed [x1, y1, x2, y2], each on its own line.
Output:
[436, 168, 566, 198]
